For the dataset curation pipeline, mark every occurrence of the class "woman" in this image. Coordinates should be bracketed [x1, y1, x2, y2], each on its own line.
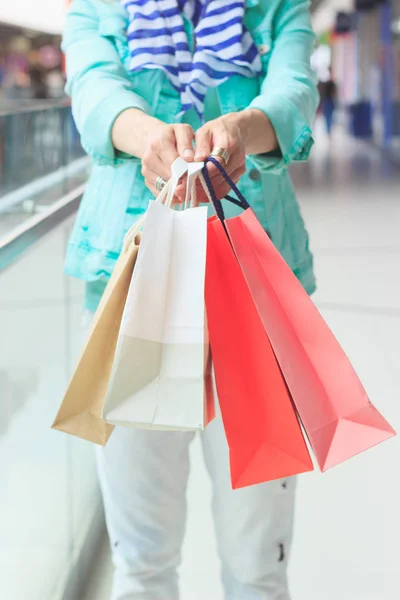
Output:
[319, 76, 337, 137]
[63, 1, 318, 598]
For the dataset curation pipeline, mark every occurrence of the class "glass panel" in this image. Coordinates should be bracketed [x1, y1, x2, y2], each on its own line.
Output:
[0, 104, 90, 238]
[0, 216, 99, 600]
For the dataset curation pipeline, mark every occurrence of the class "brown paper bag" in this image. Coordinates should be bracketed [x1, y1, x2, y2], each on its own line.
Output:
[52, 232, 141, 445]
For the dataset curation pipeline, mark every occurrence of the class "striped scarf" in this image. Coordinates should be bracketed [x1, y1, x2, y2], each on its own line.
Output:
[122, 0, 262, 118]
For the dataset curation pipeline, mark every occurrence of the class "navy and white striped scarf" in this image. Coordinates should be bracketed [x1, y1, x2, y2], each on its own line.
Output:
[122, 0, 262, 118]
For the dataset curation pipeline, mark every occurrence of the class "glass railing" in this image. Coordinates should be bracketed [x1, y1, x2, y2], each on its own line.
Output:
[0, 199, 104, 600]
[0, 102, 90, 241]
[0, 106, 102, 600]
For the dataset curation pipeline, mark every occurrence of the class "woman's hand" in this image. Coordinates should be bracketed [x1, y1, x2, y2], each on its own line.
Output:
[194, 113, 247, 201]
[141, 122, 196, 199]
[194, 109, 278, 200]
[112, 108, 195, 199]
[112, 107, 278, 202]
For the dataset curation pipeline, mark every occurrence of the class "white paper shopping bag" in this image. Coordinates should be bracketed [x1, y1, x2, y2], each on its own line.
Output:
[102, 196, 210, 431]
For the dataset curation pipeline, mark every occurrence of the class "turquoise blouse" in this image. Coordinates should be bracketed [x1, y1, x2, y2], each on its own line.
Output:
[63, 0, 319, 310]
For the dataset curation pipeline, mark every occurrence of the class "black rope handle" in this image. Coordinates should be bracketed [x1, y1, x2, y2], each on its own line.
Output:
[201, 156, 251, 223]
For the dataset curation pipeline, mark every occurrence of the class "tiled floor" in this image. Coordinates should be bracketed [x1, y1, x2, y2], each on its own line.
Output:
[82, 124, 400, 600]
[0, 218, 100, 600]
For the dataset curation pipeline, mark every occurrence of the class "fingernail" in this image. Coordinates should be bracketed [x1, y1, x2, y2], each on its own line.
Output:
[183, 148, 194, 161]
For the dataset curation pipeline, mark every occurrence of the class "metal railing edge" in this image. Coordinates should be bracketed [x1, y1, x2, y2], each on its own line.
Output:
[0, 99, 70, 117]
[0, 183, 86, 272]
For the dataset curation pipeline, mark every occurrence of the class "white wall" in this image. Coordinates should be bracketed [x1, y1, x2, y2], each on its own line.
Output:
[0, 0, 66, 34]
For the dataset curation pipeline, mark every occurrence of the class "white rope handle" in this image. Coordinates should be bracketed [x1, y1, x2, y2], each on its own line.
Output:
[198, 172, 214, 205]
[184, 162, 205, 210]
[166, 157, 189, 207]
[124, 157, 189, 247]
[181, 163, 216, 212]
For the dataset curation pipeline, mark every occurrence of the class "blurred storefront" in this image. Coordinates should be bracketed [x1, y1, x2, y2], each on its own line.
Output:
[390, 2, 400, 150]
[313, 0, 400, 160]
[0, 22, 64, 104]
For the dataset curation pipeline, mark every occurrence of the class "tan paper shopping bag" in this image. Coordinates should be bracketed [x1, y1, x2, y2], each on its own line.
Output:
[52, 231, 141, 445]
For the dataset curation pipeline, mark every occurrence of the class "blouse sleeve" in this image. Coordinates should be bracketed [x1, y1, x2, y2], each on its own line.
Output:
[248, 0, 319, 174]
[63, 0, 151, 165]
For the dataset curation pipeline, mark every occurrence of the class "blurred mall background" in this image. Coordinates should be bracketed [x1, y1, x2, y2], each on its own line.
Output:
[0, 1, 399, 599]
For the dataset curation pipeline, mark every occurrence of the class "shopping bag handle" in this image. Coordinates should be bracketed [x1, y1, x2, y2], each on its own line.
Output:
[124, 157, 189, 247]
[201, 157, 251, 222]
[166, 156, 190, 207]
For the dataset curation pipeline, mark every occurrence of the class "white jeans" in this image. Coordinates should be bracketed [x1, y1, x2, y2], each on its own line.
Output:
[96, 408, 296, 600]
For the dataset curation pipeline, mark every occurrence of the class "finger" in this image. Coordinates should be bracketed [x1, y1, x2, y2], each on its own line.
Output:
[205, 129, 238, 178]
[208, 163, 245, 192]
[210, 149, 244, 177]
[150, 135, 179, 176]
[196, 164, 245, 203]
[159, 143, 180, 175]
[221, 164, 246, 188]
[145, 179, 159, 199]
[175, 183, 185, 201]
[142, 152, 170, 182]
[231, 163, 247, 183]
[174, 124, 195, 162]
[207, 160, 246, 188]
[145, 178, 181, 203]
[209, 126, 229, 157]
[174, 180, 188, 204]
[204, 148, 244, 187]
[211, 176, 241, 202]
[149, 129, 180, 174]
[147, 173, 188, 205]
[194, 126, 213, 162]
[142, 165, 167, 191]
[208, 125, 230, 166]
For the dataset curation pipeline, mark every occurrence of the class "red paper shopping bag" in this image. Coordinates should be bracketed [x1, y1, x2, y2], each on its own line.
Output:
[205, 217, 314, 489]
[199, 156, 396, 473]
[227, 208, 395, 471]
